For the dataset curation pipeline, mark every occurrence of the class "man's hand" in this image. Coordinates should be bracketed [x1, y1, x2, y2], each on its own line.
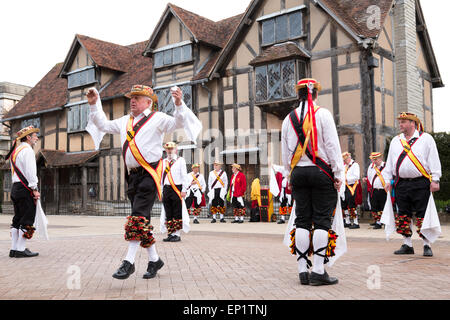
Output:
[33, 190, 40, 200]
[385, 184, 392, 194]
[334, 178, 342, 191]
[171, 87, 183, 106]
[430, 181, 440, 193]
[181, 191, 187, 198]
[86, 88, 98, 106]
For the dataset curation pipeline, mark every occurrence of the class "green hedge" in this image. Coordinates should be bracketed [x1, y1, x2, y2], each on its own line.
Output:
[383, 132, 450, 201]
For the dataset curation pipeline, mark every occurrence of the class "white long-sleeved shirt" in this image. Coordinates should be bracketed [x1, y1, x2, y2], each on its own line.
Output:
[366, 162, 386, 190]
[345, 160, 360, 185]
[11, 142, 38, 190]
[281, 101, 344, 181]
[383, 130, 442, 182]
[162, 155, 189, 192]
[186, 171, 206, 195]
[89, 100, 193, 169]
[208, 170, 228, 191]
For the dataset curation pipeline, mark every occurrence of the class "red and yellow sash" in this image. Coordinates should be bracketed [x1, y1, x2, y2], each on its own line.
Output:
[213, 170, 225, 188]
[400, 139, 432, 182]
[345, 164, 359, 196]
[290, 105, 320, 173]
[373, 166, 386, 189]
[11, 144, 28, 177]
[126, 117, 163, 200]
[165, 159, 182, 200]
[192, 173, 203, 191]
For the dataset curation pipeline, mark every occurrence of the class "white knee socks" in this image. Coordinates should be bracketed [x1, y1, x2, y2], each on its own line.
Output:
[147, 244, 159, 262]
[295, 228, 311, 273]
[16, 229, 26, 252]
[403, 236, 413, 247]
[124, 240, 140, 264]
[312, 229, 329, 275]
[10, 228, 19, 251]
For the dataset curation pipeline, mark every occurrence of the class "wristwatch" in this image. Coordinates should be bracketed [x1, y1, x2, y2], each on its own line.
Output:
[31, 187, 39, 191]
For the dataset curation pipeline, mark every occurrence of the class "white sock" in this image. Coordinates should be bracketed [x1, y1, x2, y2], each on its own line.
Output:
[423, 238, 431, 247]
[220, 214, 224, 219]
[240, 216, 244, 221]
[212, 214, 217, 219]
[281, 216, 285, 221]
[312, 229, 329, 275]
[295, 228, 311, 273]
[354, 216, 359, 225]
[16, 229, 26, 252]
[403, 236, 413, 247]
[147, 244, 159, 262]
[124, 240, 140, 264]
[344, 211, 350, 224]
[11, 228, 19, 250]
[235, 216, 239, 221]
[173, 230, 181, 237]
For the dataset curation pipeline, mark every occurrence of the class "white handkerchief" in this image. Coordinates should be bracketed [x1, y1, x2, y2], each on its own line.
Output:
[421, 194, 441, 243]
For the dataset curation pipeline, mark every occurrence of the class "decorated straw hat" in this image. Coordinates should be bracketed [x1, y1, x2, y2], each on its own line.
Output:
[125, 85, 154, 99]
[397, 112, 424, 132]
[16, 126, 39, 141]
[163, 141, 177, 149]
[342, 152, 351, 160]
[213, 160, 223, 165]
[232, 163, 242, 171]
[369, 152, 382, 160]
[295, 78, 322, 93]
[192, 163, 200, 169]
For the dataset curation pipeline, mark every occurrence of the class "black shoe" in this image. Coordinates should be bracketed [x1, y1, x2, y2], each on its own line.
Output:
[112, 260, 135, 280]
[299, 272, 310, 285]
[231, 220, 239, 223]
[373, 223, 382, 229]
[9, 250, 16, 258]
[277, 220, 285, 224]
[344, 222, 351, 228]
[143, 258, 165, 279]
[238, 220, 244, 224]
[163, 234, 174, 242]
[310, 271, 338, 286]
[369, 222, 377, 226]
[423, 245, 433, 257]
[394, 244, 414, 255]
[220, 219, 226, 223]
[14, 248, 38, 258]
[211, 219, 217, 223]
[194, 219, 200, 224]
[349, 224, 360, 229]
[169, 235, 181, 242]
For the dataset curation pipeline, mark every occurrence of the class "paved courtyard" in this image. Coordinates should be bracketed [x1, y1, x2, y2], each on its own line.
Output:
[0, 214, 449, 300]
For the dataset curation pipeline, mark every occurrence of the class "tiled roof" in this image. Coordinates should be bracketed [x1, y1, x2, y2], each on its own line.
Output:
[101, 41, 153, 99]
[77, 34, 134, 73]
[38, 150, 99, 167]
[3, 63, 67, 120]
[249, 43, 311, 66]
[320, 0, 395, 39]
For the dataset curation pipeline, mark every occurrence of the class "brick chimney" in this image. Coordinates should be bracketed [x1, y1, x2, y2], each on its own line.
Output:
[393, 0, 423, 119]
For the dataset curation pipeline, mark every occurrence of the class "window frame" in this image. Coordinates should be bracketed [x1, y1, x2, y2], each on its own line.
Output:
[258, 6, 307, 48]
[67, 66, 97, 90]
[153, 42, 193, 69]
[66, 102, 91, 133]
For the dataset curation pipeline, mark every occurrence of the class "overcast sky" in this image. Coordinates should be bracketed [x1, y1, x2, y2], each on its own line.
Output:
[1, 0, 449, 132]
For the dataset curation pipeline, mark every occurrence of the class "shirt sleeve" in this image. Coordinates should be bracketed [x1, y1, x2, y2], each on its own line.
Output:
[89, 103, 122, 135]
[281, 118, 293, 174]
[21, 147, 38, 190]
[382, 138, 396, 182]
[321, 110, 344, 181]
[157, 100, 202, 141]
[180, 158, 189, 193]
[426, 134, 442, 181]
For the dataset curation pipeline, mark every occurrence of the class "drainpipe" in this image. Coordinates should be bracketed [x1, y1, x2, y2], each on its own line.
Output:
[368, 51, 379, 152]
[201, 81, 213, 175]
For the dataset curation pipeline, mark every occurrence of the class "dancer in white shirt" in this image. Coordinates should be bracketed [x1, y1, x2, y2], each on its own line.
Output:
[282, 78, 344, 286]
[86, 85, 201, 280]
[161, 142, 189, 241]
[341, 152, 361, 229]
[383, 112, 441, 257]
[207, 161, 228, 223]
[185, 163, 206, 224]
[363, 152, 387, 229]
[6, 126, 41, 258]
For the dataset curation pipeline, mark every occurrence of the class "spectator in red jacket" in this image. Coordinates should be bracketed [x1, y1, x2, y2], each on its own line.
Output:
[228, 164, 247, 223]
